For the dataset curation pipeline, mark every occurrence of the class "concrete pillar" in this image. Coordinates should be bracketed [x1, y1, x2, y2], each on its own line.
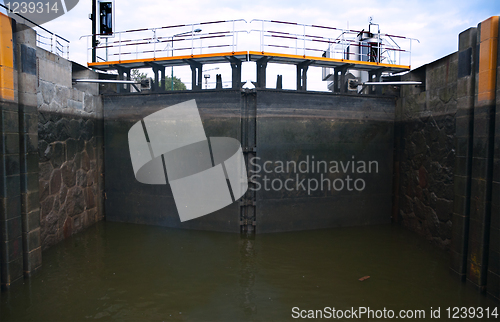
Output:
[450, 27, 477, 280]
[15, 22, 41, 277]
[0, 13, 23, 289]
[276, 75, 282, 89]
[488, 16, 500, 299]
[296, 61, 312, 91]
[115, 66, 131, 93]
[215, 74, 222, 89]
[255, 57, 270, 89]
[336, 64, 351, 94]
[148, 63, 165, 92]
[226, 56, 241, 89]
[186, 60, 202, 90]
[467, 16, 498, 292]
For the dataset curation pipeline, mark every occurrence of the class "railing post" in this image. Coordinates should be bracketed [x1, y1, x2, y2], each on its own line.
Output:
[119, 33, 122, 61]
[191, 25, 194, 56]
[409, 39, 412, 67]
[87, 36, 89, 63]
[153, 29, 157, 58]
[377, 32, 380, 63]
[261, 21, 264, 53]
[303, 25, 306, 56]
[232, 20, 235, 53]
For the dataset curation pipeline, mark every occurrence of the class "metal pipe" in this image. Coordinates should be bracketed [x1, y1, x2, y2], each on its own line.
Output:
[92, 0, 97, 63]
[362, 81, 422, 85]
[73, 79, 140, 84]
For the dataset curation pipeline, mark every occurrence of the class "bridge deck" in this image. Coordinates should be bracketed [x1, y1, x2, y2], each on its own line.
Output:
[87, 51, 410, 73]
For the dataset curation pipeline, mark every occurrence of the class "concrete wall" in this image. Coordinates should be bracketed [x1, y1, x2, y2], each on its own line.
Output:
[394, 16, 500, 299]
[104, 90, 244, 233]
[0, 14, 104, 289]
[394, 53, 458, 250]
[103, 89, 395, 233]
[255, 91, 394, 232]
[0, 13, 42, 289]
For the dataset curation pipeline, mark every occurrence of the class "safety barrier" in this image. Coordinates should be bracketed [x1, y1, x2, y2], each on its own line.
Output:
[82, 19, 417, 68]
[0, 3, 69, 59]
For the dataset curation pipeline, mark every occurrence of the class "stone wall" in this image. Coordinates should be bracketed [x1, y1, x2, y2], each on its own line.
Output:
[37, 54, 104, 250]
[394, 53, 458, 250]
[0, 15, 105, 288]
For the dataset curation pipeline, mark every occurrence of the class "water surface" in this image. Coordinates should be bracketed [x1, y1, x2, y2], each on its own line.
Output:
[1, 222, 498, 321]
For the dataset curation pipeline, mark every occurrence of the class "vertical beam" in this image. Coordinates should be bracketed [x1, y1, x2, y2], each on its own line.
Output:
[114, 65, 131, 93]
[368, 68, 387, 95]
[0, 13, 23, 289]
[467, 16, 498, 292]
[215, 74, 222, 89]
[185, 59, 202, 90]
[335, 64, 351, 94]
[332, 67, 339, 93]
[255, 57, 270, 89]
[226, 56, 242, 89]
[451, 27, 477, 281]
[488, 17, 500, 299]
[296, 60, 313, 91]
[15, 23, 41, 277]
[147, 63, 165, 92]
[240, 90, 256, 234]
[276, 75, 282, 90]
[91, 0, 97, 63]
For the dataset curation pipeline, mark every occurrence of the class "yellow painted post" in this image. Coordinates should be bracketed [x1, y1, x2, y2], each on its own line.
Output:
[0, 12, 15, 101]
[467, 16, 499, 292]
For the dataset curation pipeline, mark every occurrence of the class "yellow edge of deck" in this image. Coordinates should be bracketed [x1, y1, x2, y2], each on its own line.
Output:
[88, 51, 249, 67]
[88, 50, 410, 71]
[248, 51, 410, 70]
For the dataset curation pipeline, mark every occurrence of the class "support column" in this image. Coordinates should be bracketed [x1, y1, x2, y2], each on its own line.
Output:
[215, 74, 222, 89]
[255, 57, 270, 89]
[451, 27, 478, 281]
[296, 60, 313, 91]
[467, 16, 498, 292]
[0, 13, 23, 289]
[15, 22, 41, 277]
[147, 62, 165, 92]
[368, 67, 387, 95]
[226, 56, 242, 89]
[114, 65, 131, 93]
[488, 17, 500, 299]
[333, 64, 351, 94]
[276, 75, 282, 89]
[185, 59, 202, 90]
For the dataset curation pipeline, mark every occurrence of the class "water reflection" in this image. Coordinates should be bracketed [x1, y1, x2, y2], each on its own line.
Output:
[239, 235, 257, 317]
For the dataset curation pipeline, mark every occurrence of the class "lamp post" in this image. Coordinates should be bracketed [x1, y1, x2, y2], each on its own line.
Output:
[91, 0, 97, 63]
[170, 28, 202, 90]
[203, 67, 220, 89]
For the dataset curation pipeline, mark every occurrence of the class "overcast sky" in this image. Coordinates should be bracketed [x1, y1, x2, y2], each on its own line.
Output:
[2, 0, 500, 90]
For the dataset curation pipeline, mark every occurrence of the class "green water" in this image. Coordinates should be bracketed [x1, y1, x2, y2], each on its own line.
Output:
[0, 222, 498, 321]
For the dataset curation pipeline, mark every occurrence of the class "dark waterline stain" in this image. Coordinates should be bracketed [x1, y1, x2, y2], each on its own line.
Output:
[1, 222, 498, 321]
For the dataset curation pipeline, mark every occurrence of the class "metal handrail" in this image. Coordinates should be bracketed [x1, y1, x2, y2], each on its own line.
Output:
[0, 3, 70, 59]
[80, 19, 248, 63]
[82, 18, 417, 68]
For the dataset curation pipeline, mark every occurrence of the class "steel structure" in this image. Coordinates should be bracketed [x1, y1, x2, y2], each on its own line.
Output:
[83, 19, 417, 92]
